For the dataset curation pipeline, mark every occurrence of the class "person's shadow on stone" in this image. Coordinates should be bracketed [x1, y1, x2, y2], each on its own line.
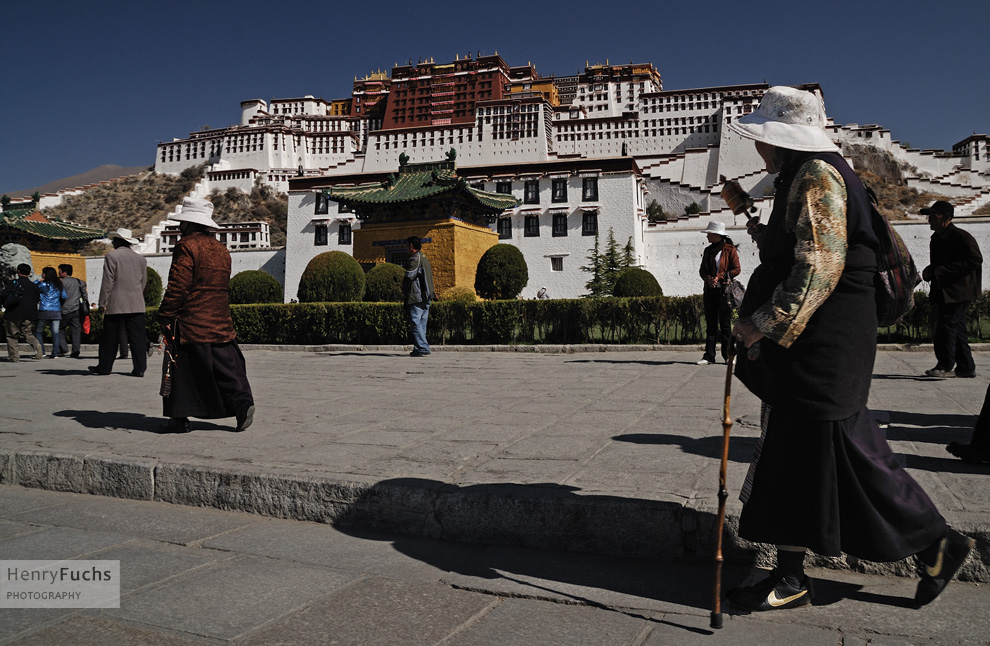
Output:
[54, 410, 231, 433]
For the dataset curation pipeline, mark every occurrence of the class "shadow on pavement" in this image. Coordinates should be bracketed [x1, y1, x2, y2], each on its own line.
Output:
[53, 409, 234, 433]
[564, 358, 681, 366]
[614, 432, 759, 464]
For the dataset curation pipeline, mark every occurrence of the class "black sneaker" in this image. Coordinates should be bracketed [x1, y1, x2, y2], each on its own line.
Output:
[157, 418, 191, 434]
[728, 570, 814, 611]
[915, 528, 975, 606]
[925, 367, 956, 378]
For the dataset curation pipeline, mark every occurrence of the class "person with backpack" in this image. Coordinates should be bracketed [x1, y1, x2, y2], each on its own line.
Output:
[3, 264, 43, 362]
[727, 86, 972, 612]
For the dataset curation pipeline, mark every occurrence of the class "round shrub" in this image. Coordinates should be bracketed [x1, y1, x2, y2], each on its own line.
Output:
[613, 267, 663, 298]
[229, 270, 283, 304]
[438, 285, 477, 304]
[297, 251, 365, 303]
[145, 267, 163, 307]
[364, 262, 405, 302]
[475, 244, 528, 300]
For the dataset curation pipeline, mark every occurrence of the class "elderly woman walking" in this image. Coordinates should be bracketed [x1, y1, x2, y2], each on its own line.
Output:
[697, 222, 740, 365]
[156, 197, 255, 434]
[727, 86, 972, 612]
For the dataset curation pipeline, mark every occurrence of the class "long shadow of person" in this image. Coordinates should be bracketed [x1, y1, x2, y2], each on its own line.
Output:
[53, 409, 230, 432]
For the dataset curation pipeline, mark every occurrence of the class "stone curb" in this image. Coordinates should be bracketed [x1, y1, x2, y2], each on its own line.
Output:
[2, 448, 987, 583]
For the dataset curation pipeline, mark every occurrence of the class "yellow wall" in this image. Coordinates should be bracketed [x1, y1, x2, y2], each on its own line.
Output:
[29, 252, 85, 279]
[352, 218, 497, 293]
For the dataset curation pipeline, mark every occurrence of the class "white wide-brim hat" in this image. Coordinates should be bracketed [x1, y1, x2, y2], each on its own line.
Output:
[702, 221, 726, 236]
[728, 86, 839, 153]
[171, 197, 220, 229]
[107, 228, 139, 245]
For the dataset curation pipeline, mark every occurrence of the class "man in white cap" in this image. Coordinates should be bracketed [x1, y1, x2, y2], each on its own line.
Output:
[90, 228, 147, 376]
[156, 197, 255, 433]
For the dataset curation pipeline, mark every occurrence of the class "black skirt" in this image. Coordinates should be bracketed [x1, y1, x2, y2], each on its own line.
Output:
[162, 341, 254, 420]
[738, 405, 945, 561]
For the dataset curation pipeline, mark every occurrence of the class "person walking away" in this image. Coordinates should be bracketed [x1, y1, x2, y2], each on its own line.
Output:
[3, 264, 42, 362]
[537, 286, 550, 300]
[921, 200, 982, 379]
[727, 86, 972, 612]
[89, 228, 148, 377]
[156, 197, 255, 434]
[57, 264, 87, 358]
[698, 222, 741, 365]
[35, 266, 67, 358]
[402, 236, 434, 357]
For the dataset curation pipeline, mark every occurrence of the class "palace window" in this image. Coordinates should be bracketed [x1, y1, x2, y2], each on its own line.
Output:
[551, 257, 564, 272]
[582, 178, 599, 201]
[524, 180, 539, 204]
[315, 224, 328, 246]
[338, 223, 352, 245]
[524, 215, 540, 237]
[582, 212, 599, 236]
[496, 181, 512, 194]
[552, 178, 567, 203]
[497, 218, 512, 240]
[552, 213, 568, 237]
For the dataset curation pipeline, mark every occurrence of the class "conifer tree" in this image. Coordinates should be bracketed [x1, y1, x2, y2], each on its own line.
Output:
[580, 232, 606, 297]
[621, 237, 637, 270]
[602, 228, 623, 295]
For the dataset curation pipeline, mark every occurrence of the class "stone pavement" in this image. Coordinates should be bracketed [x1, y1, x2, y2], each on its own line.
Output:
[1, 344, 989, 583]
[2, 485, 989, 645]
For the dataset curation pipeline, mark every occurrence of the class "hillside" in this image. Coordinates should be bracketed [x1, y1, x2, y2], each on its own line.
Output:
[40, 165, 288, 248]
[846, 144, 949, 220]
[2, 164, 152, 199]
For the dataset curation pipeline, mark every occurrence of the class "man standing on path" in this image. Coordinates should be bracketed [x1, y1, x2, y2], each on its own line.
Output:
[3, 263, 42, 362]
[921, 201, 982, 379]
[402, 236, 434, 357]
[89, 228, 148, 377]
[57, 264, 87, 358]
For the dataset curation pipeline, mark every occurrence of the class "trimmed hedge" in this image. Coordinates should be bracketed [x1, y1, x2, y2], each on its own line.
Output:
[475, 244, 528, 300]
[229, 270, 283, 304]
[145, 267, 163, 307]
[298, 251, 365, 303]
[613, 268, 663, 298]
[8, 290, 987, 347]
[364, 262, 405, 302]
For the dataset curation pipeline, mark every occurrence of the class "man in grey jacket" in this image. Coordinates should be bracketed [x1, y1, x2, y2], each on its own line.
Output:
[57, 264, 87, 358]
[89, 229, 148, 377]
[401, 236, 434, 357]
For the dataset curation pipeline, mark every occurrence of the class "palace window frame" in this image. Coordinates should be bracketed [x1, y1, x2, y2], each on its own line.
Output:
[524, 215, 540, 237]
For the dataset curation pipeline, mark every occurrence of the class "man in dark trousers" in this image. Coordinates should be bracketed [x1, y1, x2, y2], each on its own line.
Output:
[921, 201, 982, 378]
[57, 264, 87, 358]
[402, 236, 434, 357]
[3, 264, 42, 362]
[89, 228, 148, 377]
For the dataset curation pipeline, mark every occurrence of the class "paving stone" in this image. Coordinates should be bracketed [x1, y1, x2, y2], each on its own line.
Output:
[9, 615, 213, 645]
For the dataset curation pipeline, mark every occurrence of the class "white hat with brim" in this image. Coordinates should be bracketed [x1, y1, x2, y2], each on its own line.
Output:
[728, 86, 839, 153]
[170, 197, 221, 229]
[701, 222, 726, 236]
[107, 228, 139, 245]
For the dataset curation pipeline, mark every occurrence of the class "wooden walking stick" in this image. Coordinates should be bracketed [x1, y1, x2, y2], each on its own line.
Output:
[710, 341, 737, 629]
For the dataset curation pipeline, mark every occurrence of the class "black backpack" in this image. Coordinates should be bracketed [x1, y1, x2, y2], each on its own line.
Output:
[2, 279, 23, 311]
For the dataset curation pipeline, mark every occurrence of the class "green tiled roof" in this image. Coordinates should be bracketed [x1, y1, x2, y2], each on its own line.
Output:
[325, 161, 519, 213]
[1, 209, 105, 241]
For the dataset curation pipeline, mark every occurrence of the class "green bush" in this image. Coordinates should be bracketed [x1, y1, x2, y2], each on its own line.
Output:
[229, 270, 283, 304]
[364, 262, 405, 302]
[297, 251, 365, 303]
[613, 268, 663, 298]
[145, 267, 163, 307]
[438, 286, 477, 303]
[475, 244, 528, 300]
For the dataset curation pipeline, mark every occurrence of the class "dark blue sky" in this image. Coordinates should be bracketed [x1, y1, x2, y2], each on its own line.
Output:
[3, 0, 987, 195]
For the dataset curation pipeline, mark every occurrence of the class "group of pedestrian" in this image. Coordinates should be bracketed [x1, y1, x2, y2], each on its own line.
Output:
[3, 263, 88, 361]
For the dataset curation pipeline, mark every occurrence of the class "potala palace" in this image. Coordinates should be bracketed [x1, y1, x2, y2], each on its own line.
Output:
[109, 54, 990, 299]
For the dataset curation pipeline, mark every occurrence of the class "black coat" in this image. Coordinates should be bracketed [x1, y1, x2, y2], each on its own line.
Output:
[929, 223, 982, 304]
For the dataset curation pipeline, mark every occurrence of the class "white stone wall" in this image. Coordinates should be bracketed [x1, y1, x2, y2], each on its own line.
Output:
[83, 248, 286, 308]
[283, 191, 354, 303]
